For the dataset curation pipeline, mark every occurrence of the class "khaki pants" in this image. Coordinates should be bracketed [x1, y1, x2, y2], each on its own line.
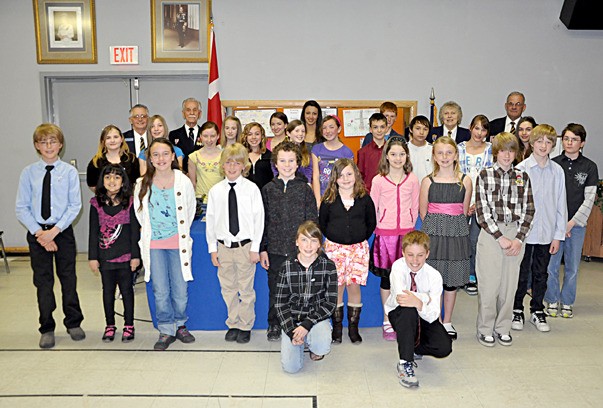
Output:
[476, 223, 526, 336]
[217, 242, 256, 330]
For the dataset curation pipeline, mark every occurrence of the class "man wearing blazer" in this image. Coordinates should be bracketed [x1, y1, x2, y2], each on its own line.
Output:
[430, 101, 470, 144]
[124, 104, 149, 158]
[169, 97, 202, 173]
[488, 91, 526, 141]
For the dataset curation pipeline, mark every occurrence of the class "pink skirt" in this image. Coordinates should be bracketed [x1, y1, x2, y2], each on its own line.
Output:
[370, 234, 407, 278]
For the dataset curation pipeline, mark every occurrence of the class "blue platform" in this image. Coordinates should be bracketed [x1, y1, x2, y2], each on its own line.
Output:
[146, 220, 386, 330]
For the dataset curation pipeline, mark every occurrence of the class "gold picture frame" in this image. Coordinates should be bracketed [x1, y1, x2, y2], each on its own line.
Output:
[33, 0, 97, 64]
[151, 0, 210, 63]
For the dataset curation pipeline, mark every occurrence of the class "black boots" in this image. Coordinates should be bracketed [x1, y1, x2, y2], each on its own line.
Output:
[347, 304, 363, 344]
[331, 305, 344, 343]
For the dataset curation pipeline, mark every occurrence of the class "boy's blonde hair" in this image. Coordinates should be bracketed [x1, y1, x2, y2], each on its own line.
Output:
[492, 132, 519, 158]
[219, 142, 251, 177]
[529, 124, 557, 148]
[402, 230, 430, 252]
[33, 123, 65, 146]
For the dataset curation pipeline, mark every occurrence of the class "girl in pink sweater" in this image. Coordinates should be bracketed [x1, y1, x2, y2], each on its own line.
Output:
[369, 137, 420, 340]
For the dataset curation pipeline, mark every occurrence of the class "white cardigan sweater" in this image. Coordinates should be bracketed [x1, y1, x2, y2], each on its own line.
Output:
[134, 170, 196, 282]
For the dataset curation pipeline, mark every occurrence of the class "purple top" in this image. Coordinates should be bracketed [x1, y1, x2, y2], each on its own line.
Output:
[312, 143, 354, 195]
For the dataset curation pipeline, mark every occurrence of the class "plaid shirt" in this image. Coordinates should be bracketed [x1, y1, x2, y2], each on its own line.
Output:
[475, 162, 535, 242]
[275, 254, 337, 339]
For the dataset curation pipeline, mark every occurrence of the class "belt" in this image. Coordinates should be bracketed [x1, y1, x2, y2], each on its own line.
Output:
[39, 224, 56, 231]
[218, 239, 251, 249]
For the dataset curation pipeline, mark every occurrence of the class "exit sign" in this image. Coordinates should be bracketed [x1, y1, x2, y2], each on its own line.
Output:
[110, 46, 139, 65]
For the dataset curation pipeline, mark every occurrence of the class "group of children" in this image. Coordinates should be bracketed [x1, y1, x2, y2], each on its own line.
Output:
[16, 100, 598, 387]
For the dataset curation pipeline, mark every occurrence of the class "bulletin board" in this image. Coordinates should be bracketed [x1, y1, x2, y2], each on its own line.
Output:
[223, 100, 418, 159]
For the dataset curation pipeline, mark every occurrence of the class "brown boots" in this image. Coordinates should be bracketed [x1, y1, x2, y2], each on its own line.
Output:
[347, 304, 363, 344]
[331, 304, 344, 343]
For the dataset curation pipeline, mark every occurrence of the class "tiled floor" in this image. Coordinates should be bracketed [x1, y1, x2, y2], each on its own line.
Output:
[1, 255, 602, 407]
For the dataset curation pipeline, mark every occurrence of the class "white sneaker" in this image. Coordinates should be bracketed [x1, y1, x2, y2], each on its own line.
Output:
[511, 310, 524, 331]
[397, 362, 419, 388]
[530, 312, 550, 332]
[560, 304, 574, 318]
[545, 302, 559, 317]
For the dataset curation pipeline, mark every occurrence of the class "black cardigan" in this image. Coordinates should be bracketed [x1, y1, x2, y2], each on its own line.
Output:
[319, 194, 376, 245]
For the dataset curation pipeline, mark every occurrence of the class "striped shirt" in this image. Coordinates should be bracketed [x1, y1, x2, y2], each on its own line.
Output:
[275, 254, 337, 339]
[475, 162, 535, 242]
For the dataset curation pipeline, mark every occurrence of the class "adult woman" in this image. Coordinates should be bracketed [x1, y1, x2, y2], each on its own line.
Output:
[430, 101, 470, 144]
[515, 116, 537, 163]
[242, 122, 273, 190]
[300, 100, 323, 144]
[139, 115, 184, 175]
[457, 115, 493, 295]
[87, 125, 139, 192]
[266, 112, 288, 151]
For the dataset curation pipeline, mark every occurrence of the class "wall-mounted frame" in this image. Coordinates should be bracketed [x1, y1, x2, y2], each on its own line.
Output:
[151, 0, 210, 63]
[33, 0, 97, 64]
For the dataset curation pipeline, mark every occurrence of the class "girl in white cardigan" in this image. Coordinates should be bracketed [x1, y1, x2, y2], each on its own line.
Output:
[134, 138, 196, 351]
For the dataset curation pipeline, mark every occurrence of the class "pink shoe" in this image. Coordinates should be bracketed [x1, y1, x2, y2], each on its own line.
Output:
[383, 323, 396, 341]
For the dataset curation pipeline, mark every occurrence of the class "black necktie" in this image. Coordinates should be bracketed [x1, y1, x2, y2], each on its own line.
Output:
[189, 127, 195, 142]
[42, 165, 54, 220]
[410, 272, 420, 347]
[510, 121, 516, 135]
[228, 183, 239, 236]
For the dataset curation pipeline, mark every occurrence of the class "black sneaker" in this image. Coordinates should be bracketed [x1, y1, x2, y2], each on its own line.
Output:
[267, 325, 281, 342]
[176, 325, 195, 343]
[464, 282, 478, 296]
[154, 333, 176, 351]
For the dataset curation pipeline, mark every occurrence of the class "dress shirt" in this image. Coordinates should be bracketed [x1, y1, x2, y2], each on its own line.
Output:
[206, 175, 265, 252]
[185, 124, 199, 144]
[384, 258, 443, 323]
[516, 155, 567, 244]
[475, 162, 534, 242]
[16, 158, 82, 234]
[504, 117, 518, 134]
[134, 131, 147, 158]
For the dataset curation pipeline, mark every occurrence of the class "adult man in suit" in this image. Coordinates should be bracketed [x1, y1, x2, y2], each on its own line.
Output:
[123, 104, 149, 158]
[488, 92, 526, 140]
[169, 97, 202, 172]
[430, 101, 470, 144]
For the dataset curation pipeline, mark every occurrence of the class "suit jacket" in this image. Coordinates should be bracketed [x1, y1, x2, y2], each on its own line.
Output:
[488, 117, 507, 141]
[430, 126, 470, 144]
[123, 129, 146, 154]
[169, 124, 201, 172]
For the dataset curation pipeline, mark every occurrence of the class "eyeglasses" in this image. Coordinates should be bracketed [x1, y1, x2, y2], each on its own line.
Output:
[562, 136, 581, 143]
[506, 102, 524, 108]
[37, 139, 59, 146]
[131, 114, 148, 119]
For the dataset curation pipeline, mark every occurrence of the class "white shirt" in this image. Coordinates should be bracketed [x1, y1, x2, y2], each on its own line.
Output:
[444, 126, 457, 139]
[206, 175, 265, 253]
[184, 124, 199, 143]
[384, 258, 443, 323]
[505, 117, 519, 133]
[133, 130, 148, 158]
[408, 142, 433, 184]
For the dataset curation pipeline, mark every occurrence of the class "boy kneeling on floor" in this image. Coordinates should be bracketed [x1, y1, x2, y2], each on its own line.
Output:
[385, 230, 452, 388]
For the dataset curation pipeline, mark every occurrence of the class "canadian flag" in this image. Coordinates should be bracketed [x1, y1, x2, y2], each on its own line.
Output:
[207, 26, 222, 132]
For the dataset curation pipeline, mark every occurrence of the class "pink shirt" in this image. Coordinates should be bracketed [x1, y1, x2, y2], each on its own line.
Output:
[370, 172, 420, 235]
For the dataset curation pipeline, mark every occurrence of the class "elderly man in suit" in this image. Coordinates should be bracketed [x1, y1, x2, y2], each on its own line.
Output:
[169, 97, 203, 173]
[488, 92, 527, 141]
[124, 104, 149, 158]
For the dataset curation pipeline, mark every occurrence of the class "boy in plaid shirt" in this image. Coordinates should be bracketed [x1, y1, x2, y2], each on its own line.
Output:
[475, 132, 534, 347]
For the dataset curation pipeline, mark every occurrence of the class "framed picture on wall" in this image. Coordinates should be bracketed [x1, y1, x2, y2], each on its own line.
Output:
[33, 0, 97, 64]
[151, 0, 210, 63]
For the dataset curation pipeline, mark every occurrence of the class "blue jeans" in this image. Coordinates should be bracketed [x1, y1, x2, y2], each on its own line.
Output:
[545, 225, 586, 306]
[150, 249, 189, 336]
[280, 320, 332, 374]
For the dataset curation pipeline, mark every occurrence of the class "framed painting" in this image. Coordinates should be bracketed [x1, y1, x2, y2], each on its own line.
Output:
[33, 0, 97, 64]
[151, 0, 210, 62]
